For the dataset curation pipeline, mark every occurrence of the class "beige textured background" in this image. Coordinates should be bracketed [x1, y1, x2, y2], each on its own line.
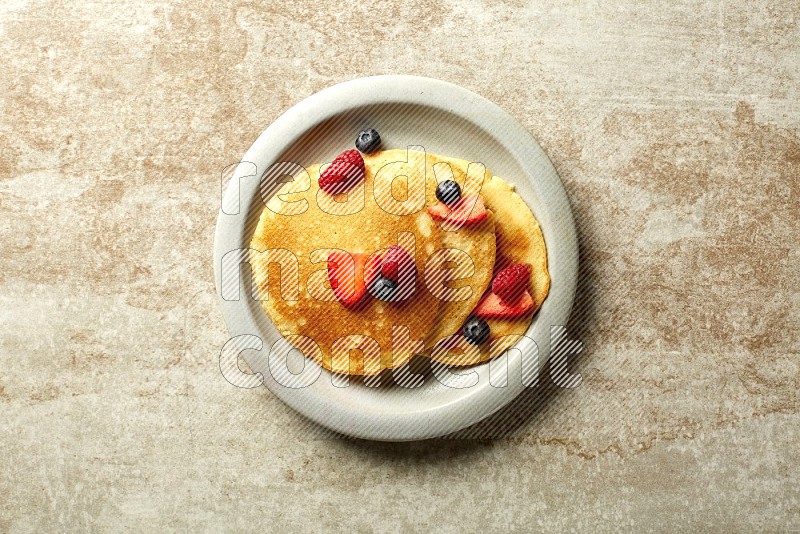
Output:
[1, 0, 798, 531]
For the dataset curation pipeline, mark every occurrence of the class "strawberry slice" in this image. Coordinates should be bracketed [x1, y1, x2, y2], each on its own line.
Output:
[492, 264, 531, 303]
[327, 251, 381, 308]
[473, 290, 534, 319]
[380, 245, 414, 282]
[427, 194, 487, 226]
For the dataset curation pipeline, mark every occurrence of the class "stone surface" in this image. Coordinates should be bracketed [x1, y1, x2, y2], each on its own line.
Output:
[0, 0, 798, 531]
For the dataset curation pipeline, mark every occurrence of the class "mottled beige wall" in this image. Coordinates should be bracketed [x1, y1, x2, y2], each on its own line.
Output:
[0, 0, 797, 531]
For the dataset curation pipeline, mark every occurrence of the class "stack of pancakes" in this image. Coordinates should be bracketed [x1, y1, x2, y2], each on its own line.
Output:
[250, 149, 549, 376]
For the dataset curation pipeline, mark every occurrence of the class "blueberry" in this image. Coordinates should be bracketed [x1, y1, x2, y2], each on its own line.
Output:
[435, 180, 461, 206]
[355, 128, 381, 153]
[462, 317, 490, 345]
[370, 276, 397, 302]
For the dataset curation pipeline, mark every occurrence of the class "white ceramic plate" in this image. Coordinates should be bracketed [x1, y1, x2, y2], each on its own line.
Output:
[214, 75, 578, 441]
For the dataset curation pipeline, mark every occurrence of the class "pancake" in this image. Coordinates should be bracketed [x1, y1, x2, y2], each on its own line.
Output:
[251, 148, 498, 376]
[428, 174, 551, 366]
[250, 153, 447, 376]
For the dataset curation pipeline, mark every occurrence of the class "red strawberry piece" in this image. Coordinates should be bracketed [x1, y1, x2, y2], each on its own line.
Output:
[491, 263, 531, 303]
[473, 290, 534, 319]
[427, 194, 487, 226]
[380, 245, 414, 282]
[319, 149, 365, 195]
[327, 251, 381, 307]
